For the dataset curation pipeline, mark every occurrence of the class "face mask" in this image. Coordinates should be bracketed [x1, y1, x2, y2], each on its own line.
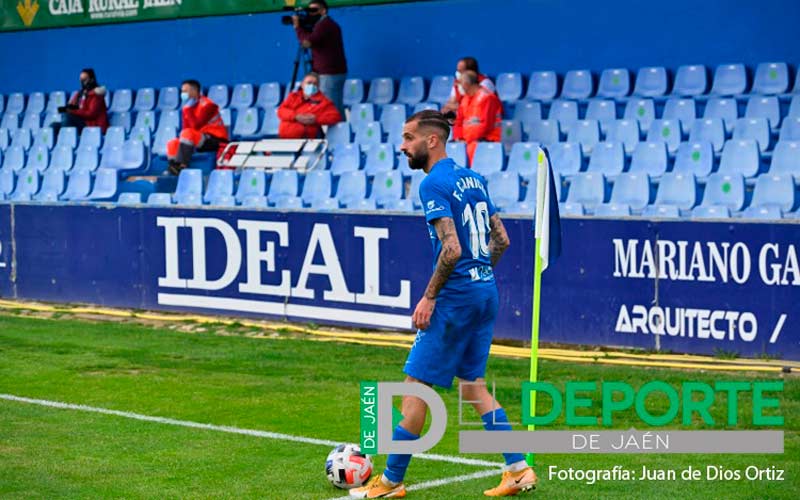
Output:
[457, 84, 465, 95]
[80, 79, 90, 89]
[455, 71, 462, 81]
[303, 84, 318, 97]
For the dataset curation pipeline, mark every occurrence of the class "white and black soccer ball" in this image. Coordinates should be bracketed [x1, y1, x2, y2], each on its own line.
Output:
[325, 443, 373, 489]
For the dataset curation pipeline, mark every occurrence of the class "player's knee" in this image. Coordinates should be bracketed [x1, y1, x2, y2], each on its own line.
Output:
[458, 377, 488, 399]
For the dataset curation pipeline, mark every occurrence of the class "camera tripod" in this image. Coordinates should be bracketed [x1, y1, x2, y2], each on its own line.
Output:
[290, 44, 313, 93]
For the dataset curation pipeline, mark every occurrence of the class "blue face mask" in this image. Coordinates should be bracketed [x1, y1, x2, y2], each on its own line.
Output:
[303, 84, 318, 97]
[181, 92, 196, 107]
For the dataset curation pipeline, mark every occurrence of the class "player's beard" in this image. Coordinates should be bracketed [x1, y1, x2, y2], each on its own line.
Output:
[407, 147, 429, 170]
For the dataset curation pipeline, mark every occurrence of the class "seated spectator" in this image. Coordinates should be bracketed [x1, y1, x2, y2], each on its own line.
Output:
[453, 70, 503, 165]
[278, 72, 342, 139]
[166, 79, 229, 175]
[441, 56, 496, 114]
[54, 68, 109, 134]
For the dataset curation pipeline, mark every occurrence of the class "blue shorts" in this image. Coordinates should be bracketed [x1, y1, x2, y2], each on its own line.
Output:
[403, 284, 498, 389]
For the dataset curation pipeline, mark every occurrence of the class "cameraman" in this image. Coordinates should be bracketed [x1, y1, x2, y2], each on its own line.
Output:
[293, 0, 348, 117]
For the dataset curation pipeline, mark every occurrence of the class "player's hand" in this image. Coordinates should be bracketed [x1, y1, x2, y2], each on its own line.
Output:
[412, 296, 436, 330]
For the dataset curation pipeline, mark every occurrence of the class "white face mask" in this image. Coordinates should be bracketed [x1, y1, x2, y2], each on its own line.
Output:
[455, 71, 462, 81]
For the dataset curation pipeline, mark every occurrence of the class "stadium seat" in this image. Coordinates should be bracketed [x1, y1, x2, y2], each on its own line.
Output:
[156, 86, 179, 111]
[719, 139, 760, 177]
[526, 71, 558, 101]
[35, 168, 65, 200]
[711, 64, 747, 96]
[42, 112, 60, 129]
[350, 198, 377, 210]
[633, 66, 668, 97]
[779, 117, 800, 142]
[2, 145, 25, 172]
[566, 172, 605, 212]
[349, 103, 375, 132]
[505, 180, 537, 215]
[129, 126, 152, 149]
[364, 143, 395, 176]
[752, 62, 789, 95]
[11, 128, 32, 150]
[559, 202, 585, 216]
[207, 84, 229, 108]
[202, 169, 234, 205]
[513, 101, 542, 124]
[487, 171, 520, 210]
[355, 122, 382, 151]
[673, 141, 714, 177]
[21, 112, 40, 130]
[0, 128, 7, 151]
[642, 204, 680, 218]
[691, 205, 731, 219]
[732, 118, 770, 151]
[408, 171, 424, 208]
[629, 141, 667, 177]
[623, 98, 655, 132]
[256, 82, 282, 109]
[6, 93, 25, 115]
[133, 88, 156, 111]
[367, 78, 395, 105]
[500, 120, 522, 154]
[548, 99, 578, 134]
[173, 169, 203, 205]
[301, 170, 333, 206]
[609, 172, 651, 211]
[379, 104, 406, 136]
[662, 98, 697, 133]
[311, 197, 341, 210]
[672, 65, 708, 96]
[232, 107, 262, 139]
[702, 172, 745, 211]
[60, 169, 92, 201]
[25, 92, 44, 114]
[745, 96, 780, 131]
[471, 142, 504, 175]
[219, 108, 232, 127]
[507, 142, 540, 181]
[770, 141, 800, 175]
[119, 140, 146, 170]
[585, 99, 616, 135]
[1, 113, 19, 132]
[655, 172, 697, 211]
[330, 143, 361, 175]
[49, 145, 73, 172]
[605, 119, 640, 154]
[257, 106, 279, 137]
[336, 170, 367, 207]
[343, 78, 365, 106]
[235, 169, 266, 203]
[147, 192, 173, 206]
[397, 76, 425, 105]
[102, 126, 125, 154]
[133, 110, 157, 132]
[412, 102, 438, 114]
[85, 168, 118, 200]
[117, 192, 142, 205]
[567, 119, 600, 155]
[548, 142, 582, 177]
[370, 170, 402, 207]
[109, 112, 132, 132]
[742, 205, 782, 220]
[561, 70, 593, 100]
[267, 169, 300, 206]
[703, 97, 738, 133]
[26, 144, 49, 172]
[587, 142, 624, 176]
[0, 166, 14, 199]
[45, 91, 66, 113]
[152, 126, 176, 157]
[496, 72, 523, 102]
[110, 89, 133, 113]
[445, 142, 467, 166]
[594, 203, 632, 217]
[231, 84, 255, 109]
[427, 75, 454, 104]
[525, 119, 559, 145]
[272, 195, 303, 209]
[326, 122, 352, 150]
[646, 119, 682, 154]
[78, 127, 102, 150]
[99, 145, 123, 170]
[32, 127, 54, 150]
[383, 198, 415, 212]
[73, 145, 99, 172]
[9, 167, 39, 201]
[750, 174, 796, 212]
[689, 118, 725, 153]
[598, 68, 630, 98]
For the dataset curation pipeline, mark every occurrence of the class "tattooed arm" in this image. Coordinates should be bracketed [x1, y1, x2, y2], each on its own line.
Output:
[488, 213, 510, 267]
[412, 217, 461, 329]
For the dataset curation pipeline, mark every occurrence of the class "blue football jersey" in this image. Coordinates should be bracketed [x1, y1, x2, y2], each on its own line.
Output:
[418, 158, 498, 294]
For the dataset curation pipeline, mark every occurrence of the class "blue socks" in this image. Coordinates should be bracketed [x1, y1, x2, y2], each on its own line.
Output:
[383, 425, 419, 484]
[481, 408, 526, 466]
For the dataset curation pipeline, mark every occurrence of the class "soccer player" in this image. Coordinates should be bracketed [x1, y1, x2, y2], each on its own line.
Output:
[350, 110, 537, 498]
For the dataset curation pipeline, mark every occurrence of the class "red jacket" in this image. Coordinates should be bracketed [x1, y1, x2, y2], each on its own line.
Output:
[278, 89, 342, 139]
[451, 73, 495, 104]
[68, 86, 109, 132]
[453, 87, 503, 143]
[182, 96, 229, 141]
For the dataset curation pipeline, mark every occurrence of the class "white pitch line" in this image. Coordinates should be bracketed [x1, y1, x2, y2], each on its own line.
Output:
[0, 394, 501, 468]
[326, 468, 499, 500]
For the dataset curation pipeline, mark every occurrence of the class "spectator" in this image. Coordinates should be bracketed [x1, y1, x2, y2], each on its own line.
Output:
[452, 70, 503, 165]
[54, 68, 109, 134]
[278, 72, 342, 139]
[442, 57, 495, 114]
[166, 79, 229, 175]
[293, 0, 348, 117]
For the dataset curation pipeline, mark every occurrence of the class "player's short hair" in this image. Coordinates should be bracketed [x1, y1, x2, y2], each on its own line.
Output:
[406, 110, 450, 143]
[461, 70, 479, 86]
[182, 79, 201, 93]
[460, 56, 479, 72]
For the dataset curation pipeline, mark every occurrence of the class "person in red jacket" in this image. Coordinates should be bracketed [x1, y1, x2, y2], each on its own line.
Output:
[442, 57, 496, 115]
[278, 72, 342, 139]
[54, 68, 109, 134]
[166, 79, 229, 175]
[452, 70, 503, 165]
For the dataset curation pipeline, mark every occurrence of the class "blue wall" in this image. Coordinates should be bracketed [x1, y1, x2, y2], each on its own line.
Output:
[1, 0, 798, 94]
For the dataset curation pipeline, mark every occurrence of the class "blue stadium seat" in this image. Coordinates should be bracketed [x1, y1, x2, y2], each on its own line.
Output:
[642, 204, 680, 218]
[74, 145, 99, 172]
[129, 126, 152, 149]
[282, 81, 300, 102]
[770, 141, 800, 175]
[745, 96, 780, 131]
[42, 112, 60, 129]
[732, 118, 770, 151]
[301, 170, 332, 206]
[594, 203, 632, 217]
[272, 195, 303, 209]
[109, 111, 132, 132]
[119, 140, 146, 170]
[336, 170, 367, 207]
[379, 104, 406, 136]
[133, 110, 157, 132]
[25, 92, 44, 114]
[9, 167, 39, 201]
[559, 202, 585, 216]
[662, 98, 697, 133]
[408, 171, 425, 208]
[1, 112, 19, 131]
[496, 72, 523, 102]
[720, 139, 760, 177]
[369, 170, 403, 207]
[525, 119, 559, 145]
[367, 77, 395, 105]
[330, 143, 361, 175]
[156, 86, 179, 111]
[654, 172, 697, 211]
[85, 168, 118, 200]
[0, 166, 14, 199]
[382, 198, 415, 212]
[609, 172, 649, 211]
[752, 62, 789, 95]
[11, 128, 31, 150]
[500, 120, 522, 154]
[412, 102, 438, 114]
[526, 71, 558, 101]
[779, 117, 800, 142]
[587, 142, 624, 176]
[471, 142, 504, 175]
[268, 168, 299, 200]
[711, 64, 747, 96]
[598, 68, 630, 98]
[513, 101, 542, 124]
[0, 128, 7, 150]
[173, 169, 203, 205]
[133, 88, 156, 111]
[311, 197, 341, 210]
[585, 99, 616, 135]
[702, 172, 745, 211]
[117, 192, 142, 205]
[233, 107, 262, 139]
[742, 205, 782, 220]
[691, 205, 731, 219]
[349, 103, 375, 132]
[256, 82, 282, 109]
[26, 144, 48, 172]
[79, 127, 102, 150]
[219, 108, 232, 127]
[354, 122, 382, 151]
[202, 169, 234, 204]
[507, 142, 540, 181]
[152, 126, 176, 157]
[703, 97, 738, 133]
[157, 110, 181, 135]
[427, 75, 454, 104]
[750, 174, 796, 212]
[567, 119, 600, 155]
[231, 84, 255, 109]
[2, 145, 25, 172]
[35, 168, 65, 200]
[673, 141, 714, 177]
[487, 171, 520, 211]
[109, 89, 132, 113]
[633, 66, 668, 97]
[605, 119, 640, 154]
[689, 118, 725, 153]
[326, 122, 351, 150]
[60, 169, 92, 201]
[445, 142, 467, 166]
[207, 84, 229, 108]
[548, 99, 578, 134]
[235, 169, 266, 203]
[99, 145, 123, 170]
[32, 127, 54, 150]
[623, 98, 655, 132]
[646, 119, 682, 154]
[21, 112, 40, 130]
[364, 143, 395, 176]
[257, 106, 279, 137]
[343, 78, 365, 106]
[566, 172, 605, 212]
[102, 126, 125, 154]
[6, 93, 25, 115]
[672, 65, 708, 96]
[241, 195, 268, 208]
[562, 70, 593, 100]
[350, 198, 377, 210]
[548, 142, 582, 176]
[49, 145, 73, 172]
[147, 192, 173, 206]
[45, 91, 66, 113]
[397, 76, 425, 105]
[630, 141, 667, 177]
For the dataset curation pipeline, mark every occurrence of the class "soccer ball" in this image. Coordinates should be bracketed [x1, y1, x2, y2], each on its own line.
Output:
[325, 443, 373, 489]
